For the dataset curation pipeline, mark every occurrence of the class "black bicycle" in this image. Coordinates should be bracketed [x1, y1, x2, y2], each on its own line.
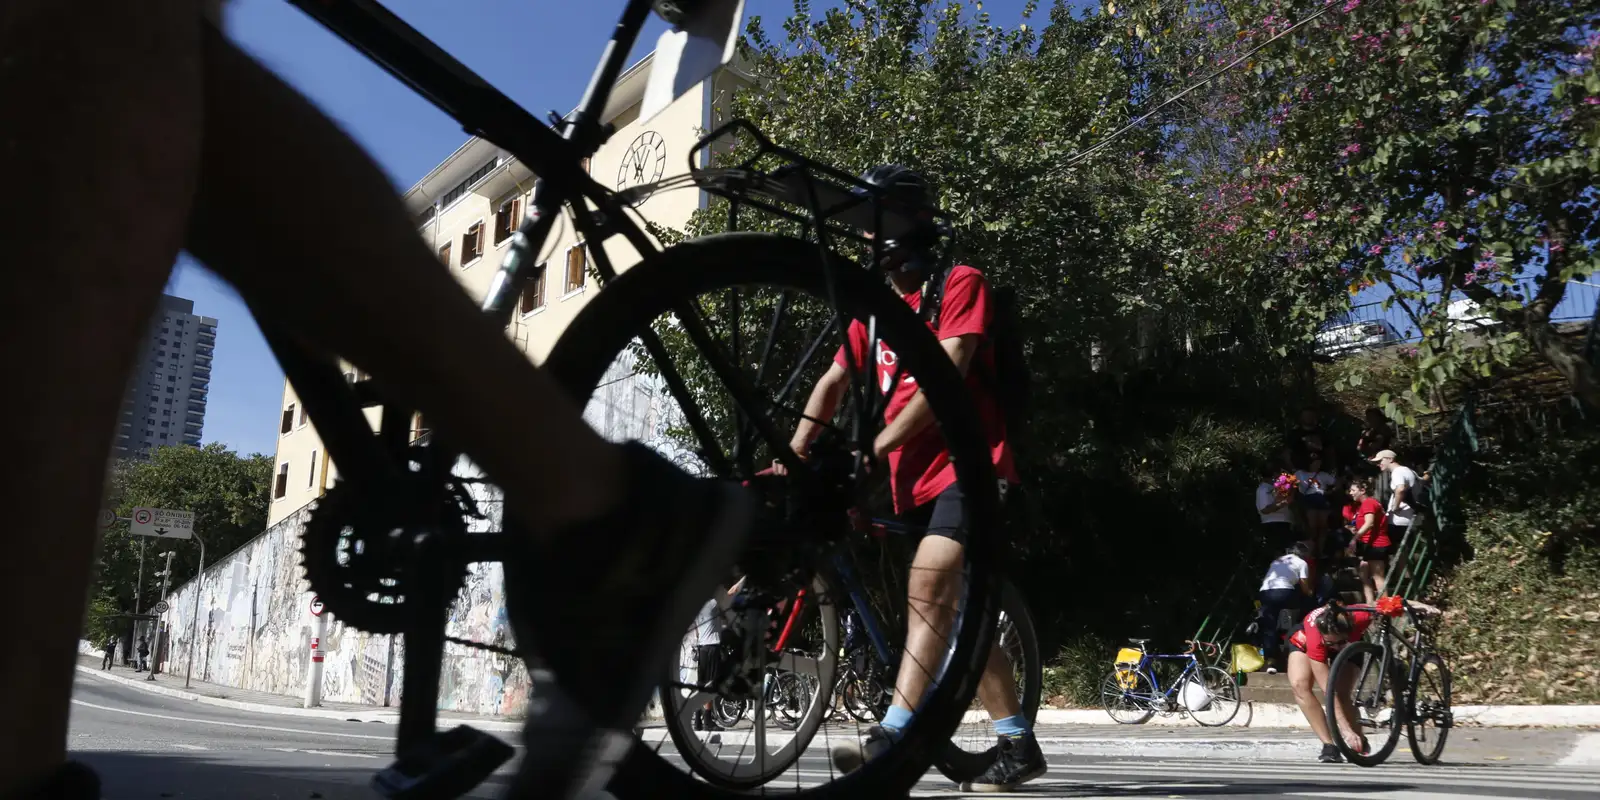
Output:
[275, 1, 1007, 798]
[1325, 599, 1452, 766]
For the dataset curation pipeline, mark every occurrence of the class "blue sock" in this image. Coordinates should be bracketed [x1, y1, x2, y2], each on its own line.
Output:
[993, 714, 1030, 738]
[880, 704, 914, 738]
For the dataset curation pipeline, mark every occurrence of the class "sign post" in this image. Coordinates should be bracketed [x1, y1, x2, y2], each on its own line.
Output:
[304, 595, 326, 708]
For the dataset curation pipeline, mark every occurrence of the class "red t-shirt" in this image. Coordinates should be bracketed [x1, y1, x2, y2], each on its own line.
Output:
[1342, 497, 1389, 547]
[1289, 606, 1374, 664]
[833, 265, 1018, 512]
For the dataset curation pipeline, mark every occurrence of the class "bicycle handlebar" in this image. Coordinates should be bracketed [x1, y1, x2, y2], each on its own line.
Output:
[1184, 639, 1221, 657]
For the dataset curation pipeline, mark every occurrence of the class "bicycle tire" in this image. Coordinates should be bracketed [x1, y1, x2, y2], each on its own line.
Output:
[713, 696, 749, 729]
[544, 233, 1003, 799]
[1100, 668, 1156, 725]
[1187, 666, 1242, 728]
[933, 578, 1042, 783]
[1407, 653, 1451, 765]
[1327, 641, 1403, 766]
[656, 575, 839, 790]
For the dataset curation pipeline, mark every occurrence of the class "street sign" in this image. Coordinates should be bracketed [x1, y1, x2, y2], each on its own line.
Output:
[310, 596, 325, 617]
[130, 507, 194, 540]
[153, 600, 169, 614]
[98, 509, 117, 530]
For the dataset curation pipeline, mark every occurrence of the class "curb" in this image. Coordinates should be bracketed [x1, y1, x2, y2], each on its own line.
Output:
[81, 663, 1600, 733]
[637, 727, 1315, 760]
[74, 666, 525, 733]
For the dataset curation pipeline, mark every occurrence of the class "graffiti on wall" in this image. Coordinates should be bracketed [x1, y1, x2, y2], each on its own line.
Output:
[160, 360, 681, 716]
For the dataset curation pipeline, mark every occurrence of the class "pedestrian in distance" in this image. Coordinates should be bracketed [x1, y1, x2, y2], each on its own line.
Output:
[135, 636, 150, 673]
[99, 634, 116, 671]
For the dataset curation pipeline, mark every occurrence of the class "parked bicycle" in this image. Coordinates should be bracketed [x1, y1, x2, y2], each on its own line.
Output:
[1325, 597, 1452, 766]
[1101, 639, 1242, 727]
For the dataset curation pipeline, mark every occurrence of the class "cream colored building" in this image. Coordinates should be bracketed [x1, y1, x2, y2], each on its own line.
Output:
[268, 56, 743, 524]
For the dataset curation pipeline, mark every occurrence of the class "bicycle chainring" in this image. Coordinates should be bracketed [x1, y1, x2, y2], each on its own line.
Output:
[299, 473, 470, 634]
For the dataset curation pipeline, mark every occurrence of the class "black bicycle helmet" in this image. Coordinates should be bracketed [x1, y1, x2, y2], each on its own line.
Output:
[856, 164, 941, 266]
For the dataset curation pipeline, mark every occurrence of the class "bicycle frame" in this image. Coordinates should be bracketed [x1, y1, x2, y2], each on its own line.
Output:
[271, 3, 979, 788]
[1349, 601, 1440, 729]
[1133, 653, 1205, 704]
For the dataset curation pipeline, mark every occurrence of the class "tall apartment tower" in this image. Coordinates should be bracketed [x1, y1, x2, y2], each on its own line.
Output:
[114, 294, 219, 459]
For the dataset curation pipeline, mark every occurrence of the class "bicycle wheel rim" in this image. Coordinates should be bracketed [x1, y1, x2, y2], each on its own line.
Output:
[1101, 669, 1156, 725]
[1327, 641, 1403, 766]
[1187, 666, 1242, 727]
[657, 574, 839, 789]
[1407, 653, 1451, 765]
[545, 233, 1004, 798]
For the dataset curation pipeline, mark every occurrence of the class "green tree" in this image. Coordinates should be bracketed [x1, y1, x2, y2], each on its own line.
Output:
[632, 0, 1316, 649]
[92, 443, 273, 618]
[1229, 0, 1600, 416]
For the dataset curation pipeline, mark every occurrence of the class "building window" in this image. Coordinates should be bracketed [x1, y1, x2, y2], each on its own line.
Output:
[168, 375, 176, 382]
[274, 462, 289, 499]
[298, 404, 309, 428]
[565, 244, 587, 293]
[281, 404, 295, 435]
[438, 241, 452, 267]
[162, 327, 169, 333]
[308, 451, 318, 487]
[462, 221, 484, 265]
[160, 422, 169, 428]
[494, 196, 523, 245]
[521, 263, 547, 314]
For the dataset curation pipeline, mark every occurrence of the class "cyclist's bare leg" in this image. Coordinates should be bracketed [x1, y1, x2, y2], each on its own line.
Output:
[183, 25, 624, 533]
[976, 639, 1025, 721]
[0, 1, 203, 793]
[892, 537, 1021, 719]
[1290, 651, 1342, 745]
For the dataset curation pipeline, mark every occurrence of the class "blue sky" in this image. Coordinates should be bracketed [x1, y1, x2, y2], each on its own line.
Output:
[175, 0, 1053, 457]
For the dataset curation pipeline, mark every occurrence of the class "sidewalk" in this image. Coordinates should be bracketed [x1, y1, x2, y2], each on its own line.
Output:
[73, 654, 523, 732]
[77, 651, 1600, 736]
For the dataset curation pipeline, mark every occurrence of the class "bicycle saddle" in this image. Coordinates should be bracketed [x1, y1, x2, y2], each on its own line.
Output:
[1128, 638, 1152, 646]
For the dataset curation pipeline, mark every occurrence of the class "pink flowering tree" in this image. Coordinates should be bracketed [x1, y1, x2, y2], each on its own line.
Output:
[1235, 0, 1600, 414]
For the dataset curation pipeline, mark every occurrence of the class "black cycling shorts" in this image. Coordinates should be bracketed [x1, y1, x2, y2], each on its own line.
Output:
[903, 480, 1016, 547]
[1356, 541, 1393, 562]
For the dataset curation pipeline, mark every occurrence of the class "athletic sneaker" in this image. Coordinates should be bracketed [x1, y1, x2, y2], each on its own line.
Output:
[1318, 743, 1345, 763]
[502, 441, 755, 730]
[830, 725, 898, 774]
[961, 733, 1048, 792]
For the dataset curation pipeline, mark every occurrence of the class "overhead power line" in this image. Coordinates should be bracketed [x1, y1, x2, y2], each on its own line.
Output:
[1064, 3, 1338, 168]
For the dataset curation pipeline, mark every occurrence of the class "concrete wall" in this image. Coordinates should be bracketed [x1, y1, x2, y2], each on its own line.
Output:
[162, 351, 683, 716]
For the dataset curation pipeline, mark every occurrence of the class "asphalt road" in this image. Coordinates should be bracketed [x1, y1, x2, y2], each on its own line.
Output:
[70, 672, 1600, 799]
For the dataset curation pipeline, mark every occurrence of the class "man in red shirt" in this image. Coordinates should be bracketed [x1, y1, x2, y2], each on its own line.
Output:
[780, 165, 1043, 791]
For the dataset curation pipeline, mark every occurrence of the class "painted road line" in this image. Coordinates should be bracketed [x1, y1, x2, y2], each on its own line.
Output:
[268, 747, 381, 759]
[70, 700, 392, 741]
[171, 743, 209, 751]
[1557, 732, 1600, 767]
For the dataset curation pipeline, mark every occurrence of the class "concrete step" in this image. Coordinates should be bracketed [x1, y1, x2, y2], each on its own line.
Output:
[1240, 671, 1318, 705]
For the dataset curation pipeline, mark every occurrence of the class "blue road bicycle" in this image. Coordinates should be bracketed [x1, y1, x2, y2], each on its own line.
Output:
[1101, 639, 1242, 727]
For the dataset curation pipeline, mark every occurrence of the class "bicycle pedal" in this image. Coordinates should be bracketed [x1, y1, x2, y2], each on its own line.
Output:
[371, 725, 514, 800]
